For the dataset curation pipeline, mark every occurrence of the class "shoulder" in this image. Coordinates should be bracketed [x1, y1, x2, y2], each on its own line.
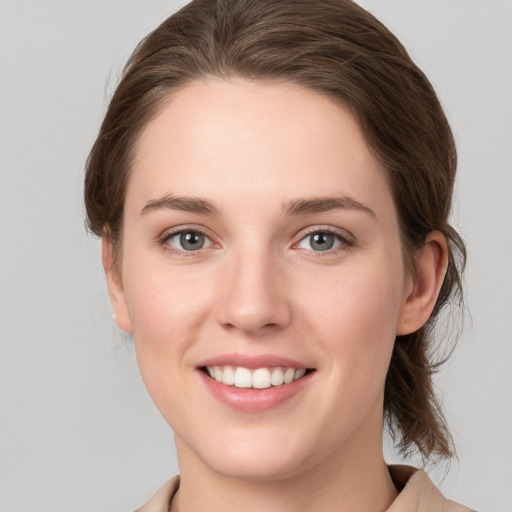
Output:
[134, 476, 179, 512]
[387, 465, 476, 512]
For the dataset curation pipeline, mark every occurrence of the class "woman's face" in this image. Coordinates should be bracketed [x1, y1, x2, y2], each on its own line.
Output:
[107, 79, 417, 480]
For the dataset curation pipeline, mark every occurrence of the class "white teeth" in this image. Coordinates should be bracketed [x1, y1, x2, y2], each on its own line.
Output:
[271, 367, 284, 386]
[283, 367, 295, 384]
[252, 368, 271, 389]
[223, 365, 235, 385]
[234, 367, 252, 388]
[205, 365, 309, 388]
[294, 368, 306, 381]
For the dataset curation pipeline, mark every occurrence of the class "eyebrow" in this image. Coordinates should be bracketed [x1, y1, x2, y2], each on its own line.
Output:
[281, 196, 375, 217]
[140, 194, 375, 218]
[141, 194, 221, 216]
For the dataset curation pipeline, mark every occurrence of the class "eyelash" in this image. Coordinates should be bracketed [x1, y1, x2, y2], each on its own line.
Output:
[158, 227, 214, 258]
[158, 226, 354, 258]
[293, 227, 354, 257]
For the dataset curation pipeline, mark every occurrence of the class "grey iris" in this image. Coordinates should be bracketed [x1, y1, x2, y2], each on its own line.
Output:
[180, 232, 205, 250]
[310, 232, 335, 251]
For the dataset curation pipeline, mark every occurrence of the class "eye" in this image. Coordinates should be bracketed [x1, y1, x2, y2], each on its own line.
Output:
[165, 230, 212, 251]
[296, 230, 348, 252]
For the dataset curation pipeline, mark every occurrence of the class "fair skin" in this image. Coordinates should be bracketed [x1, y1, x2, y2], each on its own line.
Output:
[103, 79, 447, 512]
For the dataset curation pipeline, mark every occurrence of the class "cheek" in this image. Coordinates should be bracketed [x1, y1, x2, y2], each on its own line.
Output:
[120, 251, 215, 407]
[123, 258, 211, 349]
[301, 258, 405, 381]
[124, 262, 215, 423]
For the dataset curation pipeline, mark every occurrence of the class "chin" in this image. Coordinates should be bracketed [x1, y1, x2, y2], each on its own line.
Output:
[182, 425, 323, 483]
[207, 450, 310, 483]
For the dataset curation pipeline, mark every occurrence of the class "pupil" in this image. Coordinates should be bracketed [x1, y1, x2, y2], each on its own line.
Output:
[311, 233, 334, 251]
[180, 232, 204, 250]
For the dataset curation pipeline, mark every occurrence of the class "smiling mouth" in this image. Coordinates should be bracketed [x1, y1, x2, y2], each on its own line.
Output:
[201, 366, 315, 389]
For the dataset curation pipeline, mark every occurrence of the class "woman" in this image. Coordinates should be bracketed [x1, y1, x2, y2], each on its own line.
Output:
[84, 0, 472, 510]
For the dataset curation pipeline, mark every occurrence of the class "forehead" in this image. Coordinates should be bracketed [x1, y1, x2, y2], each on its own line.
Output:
[128, 79, 393, 219]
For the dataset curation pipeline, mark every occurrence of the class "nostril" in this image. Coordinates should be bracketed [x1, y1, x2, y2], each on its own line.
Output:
[221, 318, 284, 334]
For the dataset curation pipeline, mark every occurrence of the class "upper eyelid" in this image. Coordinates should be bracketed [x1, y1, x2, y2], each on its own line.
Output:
[294, 225, 354, 242]
[160, 225, 214, 240]
[164, 229, 212, 241]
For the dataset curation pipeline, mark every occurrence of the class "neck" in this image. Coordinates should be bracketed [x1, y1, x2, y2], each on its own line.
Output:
[172, 416, 397, 512]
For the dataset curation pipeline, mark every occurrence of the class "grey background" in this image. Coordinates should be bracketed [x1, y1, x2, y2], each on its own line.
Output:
[0, 1, 511, 511]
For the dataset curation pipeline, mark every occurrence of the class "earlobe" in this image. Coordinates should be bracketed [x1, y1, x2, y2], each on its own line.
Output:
[396, 231, 448, 336]
[102, 232, 133, 334]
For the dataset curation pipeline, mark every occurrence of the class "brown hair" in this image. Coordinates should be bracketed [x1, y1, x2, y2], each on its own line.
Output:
[85, 0, 466, 460]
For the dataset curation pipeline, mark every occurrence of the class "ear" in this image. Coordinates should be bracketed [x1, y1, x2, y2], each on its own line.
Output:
[102, 232, 133, 334]
[396, 231, 448, 335]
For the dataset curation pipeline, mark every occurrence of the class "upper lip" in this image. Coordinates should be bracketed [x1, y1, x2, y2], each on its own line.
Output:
[196, 353, 314, 369]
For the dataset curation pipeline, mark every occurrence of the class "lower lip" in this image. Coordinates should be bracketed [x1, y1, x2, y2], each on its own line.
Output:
[197, 370, 313, 412]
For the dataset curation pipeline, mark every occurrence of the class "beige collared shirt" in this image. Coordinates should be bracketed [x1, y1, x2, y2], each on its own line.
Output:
[135, 465, 475, 512]
[386, 466, 475, 511]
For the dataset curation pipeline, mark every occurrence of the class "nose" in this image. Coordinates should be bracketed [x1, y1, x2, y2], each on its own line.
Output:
[215, 246, 292, 335]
